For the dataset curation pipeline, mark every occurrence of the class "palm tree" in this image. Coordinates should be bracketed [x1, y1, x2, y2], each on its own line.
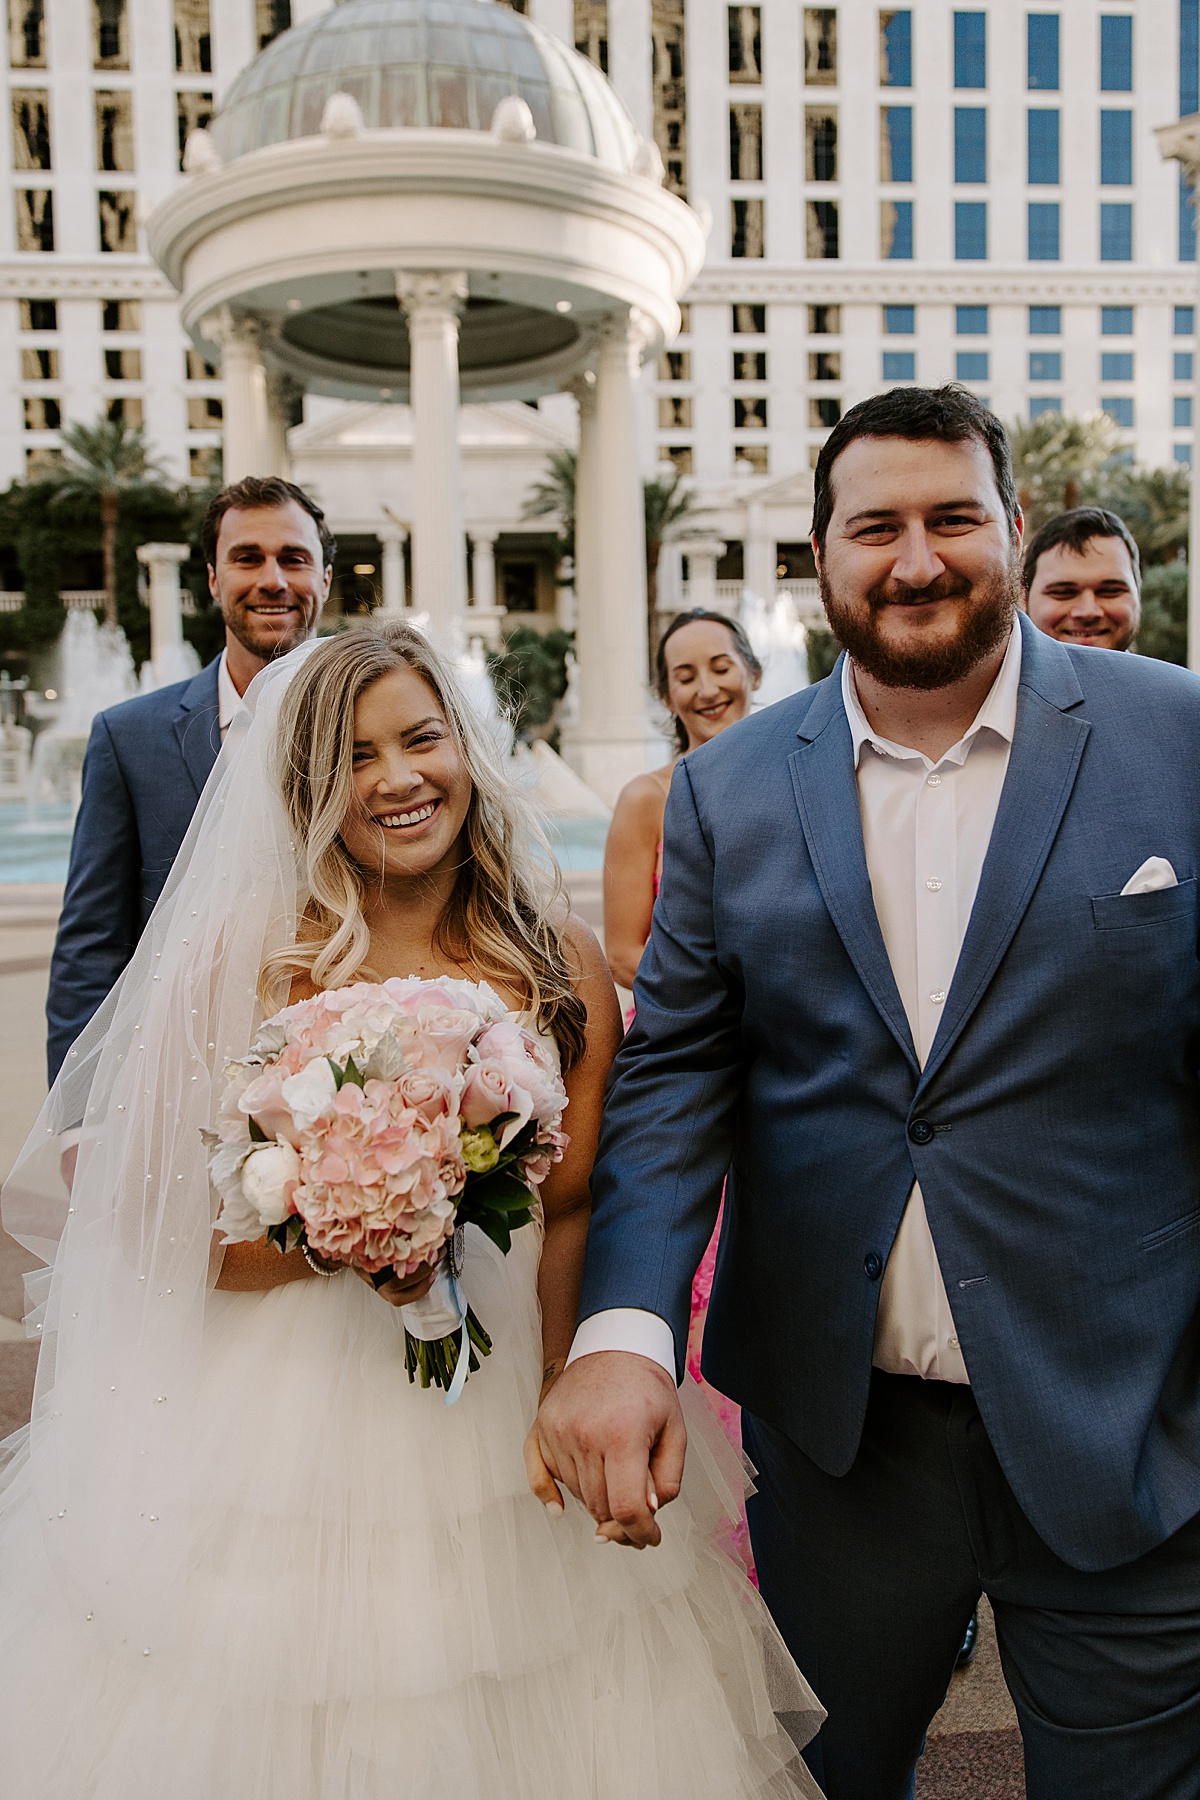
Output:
[1006, 411, 1120, 531]
[45, 416, 168, 628]
[1082, 462, 1190, 567]
[522, 449, 576, 561]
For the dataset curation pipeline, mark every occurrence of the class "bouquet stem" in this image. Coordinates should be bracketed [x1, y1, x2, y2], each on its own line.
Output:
[403, 1307, 493, 1391]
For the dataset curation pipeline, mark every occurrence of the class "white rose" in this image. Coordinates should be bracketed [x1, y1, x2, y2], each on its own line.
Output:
[280, 1057, 339, 1132]
[240, 1141, 301, 1227]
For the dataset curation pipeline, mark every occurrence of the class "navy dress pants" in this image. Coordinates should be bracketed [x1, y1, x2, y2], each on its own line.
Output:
[743, 1372, 1200, 1800]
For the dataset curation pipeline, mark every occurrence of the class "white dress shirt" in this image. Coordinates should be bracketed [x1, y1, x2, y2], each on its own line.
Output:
[217, 649, 247, 738]
[568, 623, 1024, 1386]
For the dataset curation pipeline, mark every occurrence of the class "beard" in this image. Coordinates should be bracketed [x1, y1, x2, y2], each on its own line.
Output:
[818, 559, 1020, 690]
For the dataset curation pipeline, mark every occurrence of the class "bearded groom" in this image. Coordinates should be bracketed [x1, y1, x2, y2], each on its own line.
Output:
[531, 387, 1200, 1800]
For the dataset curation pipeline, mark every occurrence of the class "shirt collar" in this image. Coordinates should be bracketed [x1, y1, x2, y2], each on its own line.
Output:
[216, 648, 247, 734]
[841, 617, 1023, 771]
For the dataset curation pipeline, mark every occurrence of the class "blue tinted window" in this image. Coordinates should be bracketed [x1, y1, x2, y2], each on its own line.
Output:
[1175, 395, 1194, 427]
[1029, 351, 1061, 380]
[956, 305, 988, 334]
[1101, 306, 1133, 334]
[883, 350, 916, 380]
[1027, 14, 1059, 88]
[1100, 14, 1132, 90]
[1101, 352, 1133, 380]
[883, 107, 913, 181]
[954, 11, 986, 87]
[954, 108, 986, 182]
[1176, 443, 1193, 466]
[1184, 0, 1199, 110]
[1180, 177, 1196, 263]
[1100, 110, 1132, 184]
[1029, 305, 1061, 334]
[1100, 202, 1132, 260]
[1176, 351, 1194, 380]
[1103, 396, 1134, 427]
[884, 304, 915, 334]
[882, 200, 913, 258]
[956, 351, 988, 380]
[1029, 396, 1062, 418]
[955, 201, 987, 258]
[1176, 306, 1195, 334]
[1028, 202, 1060, 260]
[1027, 110, 1060, 183]
[881, 10, 912, 86]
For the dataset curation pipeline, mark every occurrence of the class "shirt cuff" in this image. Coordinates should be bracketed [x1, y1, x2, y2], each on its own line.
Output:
[566, 1308, 678, 1382]
[58, 1127, 82, 1151]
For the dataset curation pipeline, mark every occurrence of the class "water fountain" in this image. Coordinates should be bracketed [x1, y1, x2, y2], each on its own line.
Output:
[27, 610, 138, 810]
[740, 590, 811, 708]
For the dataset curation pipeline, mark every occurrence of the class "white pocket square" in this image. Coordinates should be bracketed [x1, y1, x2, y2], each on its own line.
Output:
[1120, 856, 1178, 896]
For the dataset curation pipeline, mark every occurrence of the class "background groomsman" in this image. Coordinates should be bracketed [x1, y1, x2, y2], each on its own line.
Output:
[1022, 505, 1141, 651]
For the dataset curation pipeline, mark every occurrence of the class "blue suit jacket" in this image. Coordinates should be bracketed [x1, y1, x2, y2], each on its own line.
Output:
[581, 615, 1200, 1572]
[46, 659, 221, 1083]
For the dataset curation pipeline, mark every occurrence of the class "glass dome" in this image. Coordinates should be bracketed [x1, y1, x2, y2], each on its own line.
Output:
[210, 0, 641, 171]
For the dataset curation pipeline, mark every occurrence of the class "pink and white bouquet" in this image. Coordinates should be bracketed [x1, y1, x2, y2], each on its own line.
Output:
[204, 977, 568, 1394]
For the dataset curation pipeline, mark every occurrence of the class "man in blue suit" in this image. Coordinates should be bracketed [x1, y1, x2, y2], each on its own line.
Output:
[46, 475, 333, 1084]
[531, 388, 1200, 1798]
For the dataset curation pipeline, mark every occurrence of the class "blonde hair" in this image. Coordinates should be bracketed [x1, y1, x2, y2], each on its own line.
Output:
[261, 620, 588, 1069]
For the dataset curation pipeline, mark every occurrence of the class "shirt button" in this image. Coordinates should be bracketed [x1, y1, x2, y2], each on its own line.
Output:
[949, 1336, 960, 1349]
[926, 877, 943, 892]
[927, 773, 943, 787]
[930, 989, 946, 1004]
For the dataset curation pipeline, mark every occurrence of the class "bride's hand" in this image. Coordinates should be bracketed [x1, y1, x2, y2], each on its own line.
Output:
[349, 1262, 437, 1308]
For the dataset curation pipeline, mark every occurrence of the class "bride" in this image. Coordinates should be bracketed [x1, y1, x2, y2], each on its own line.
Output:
[0, 620, 823, 1798]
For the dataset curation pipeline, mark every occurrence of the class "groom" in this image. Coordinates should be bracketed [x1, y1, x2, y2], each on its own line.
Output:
[533, 387, 1200, 1798]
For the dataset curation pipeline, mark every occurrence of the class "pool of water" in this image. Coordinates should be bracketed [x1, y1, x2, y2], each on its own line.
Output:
[0, 801, 75, 884]
[545, 816, 608, 873]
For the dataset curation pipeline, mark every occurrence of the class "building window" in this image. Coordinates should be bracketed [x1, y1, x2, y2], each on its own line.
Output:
[662, 445, 692, 474]
[810, 397, 842, 427]
[733, 350, 767, 378]
[734, 396, 767, 429]
[651, 0, 687, 197]
[1029, 351, 1061, 380]
[189, 445, 222, 481]
[255, 0, 291, 51]
[728, 6, 762, 82]
[20, 298, 56, 330]
[103, 298, 140, 330]
[1102, 396, 1134, 427]
[883, 350, 916, 380]
[175, 0, 211, 73]
[1029, 304, 1061, 334]
[809, 304, 840, 332]
[880, 10, 912, 86]
[106, 395, 143, 426]
[730, 104, 763, 180]
[98, 190, 137, 253]
[735, 445, 769, 474]
[185, 348, 217, 379]
[1175, 444, 1193, 466]
[15, 189, 54, 252]
[1100, 110, 1132, 185]
[1029, 396, 1062, 418]
[1027, 12, 1059, 89]
[956, 350, 988, 380]
[732, 199, 764, 256]
[732, 303, 767, 333]
[954, 108, 986, 182]
[104, 347, 141, 379]
[187, 395, 224, 428]
[661, 350, 692, 379]
[954, 305, 986, 334]
[1175, 396, 1193, 427]
[881, 200, 913, 258]
[809, 350, 841, 379]
[806, 107, 838, 180]
[658, 396, 692, 429]
[1027, 110, 1060, 184]
[95, 91, 135, 172]
[1181, 176, 1196, 263]
[574, 0, 609, 72]
[955, 201, 987, 259]
[1100, 202, 1132, 260]
[11, 91, 50, 170]
[884, 304, 915, 333]
[954, 11, 986, 88]
[804, 9, 837, 84]
[1100, 305, 1133, 334]
[178, 92, 214, 171]
[24, 395, 60, 429]
[1027, 201, 1060, 260]
[807, 199, 839, 257]
[21, 346, 56, 378]
[880, 105, 912, 181]
[1176, 305, 1195, 334]
[93, 0, 128, 70]
[9, 2, 46, 67]
[1099, 13, 1132, 90]
[1175, 351, 1194, 380]
[1101, 351, 1133, 381]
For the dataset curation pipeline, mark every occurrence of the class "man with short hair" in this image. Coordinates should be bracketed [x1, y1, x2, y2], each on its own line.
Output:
[531, 387, 1200, 1799]
[1023, 504, 1142, 651]
[46, 475, 334, 1083]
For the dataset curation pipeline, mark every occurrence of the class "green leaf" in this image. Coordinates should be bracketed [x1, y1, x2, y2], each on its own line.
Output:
[342, 1055, 365, 1090]
[327, 1056, 345, 1091]
[248, 1116, 268, 1143]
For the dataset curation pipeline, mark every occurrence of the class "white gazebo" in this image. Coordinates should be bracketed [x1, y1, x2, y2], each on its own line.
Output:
[146, 0, 705, 801]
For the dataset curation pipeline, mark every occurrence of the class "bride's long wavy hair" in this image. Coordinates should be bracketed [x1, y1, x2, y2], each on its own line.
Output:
[261, 620, 588, 1069]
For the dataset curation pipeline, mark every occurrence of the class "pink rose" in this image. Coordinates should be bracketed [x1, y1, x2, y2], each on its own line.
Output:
[460, 1060, 513, 1128]
[396, 1069, 457, 1121]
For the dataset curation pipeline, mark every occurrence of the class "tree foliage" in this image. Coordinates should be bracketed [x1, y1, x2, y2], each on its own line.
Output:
[1138, 563, 1187, 666]
[1006, 412, 1121, 530]
[44, 417, 171, 627]
[486, 627, 573, 742]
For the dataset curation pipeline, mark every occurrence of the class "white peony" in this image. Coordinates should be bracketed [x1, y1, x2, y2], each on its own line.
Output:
[280, 1057, 339, 1132]
[239, 1141, 301, 1227]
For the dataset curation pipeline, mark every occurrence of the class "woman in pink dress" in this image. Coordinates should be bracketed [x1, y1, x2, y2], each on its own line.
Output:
[602, 609, 762, 1570]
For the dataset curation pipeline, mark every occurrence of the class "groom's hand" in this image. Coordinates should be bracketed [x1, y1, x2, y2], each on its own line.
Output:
[527, 1351, 686, 1549]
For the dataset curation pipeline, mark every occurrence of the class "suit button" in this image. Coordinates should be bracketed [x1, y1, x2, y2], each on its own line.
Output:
[864, 1252, 883, 1281]
[908, 1119, 934, 1145]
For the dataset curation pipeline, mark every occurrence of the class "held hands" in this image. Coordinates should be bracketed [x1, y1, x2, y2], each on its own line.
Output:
[524, 1350, 687, 1549]
[348, 1261, 437, 1307]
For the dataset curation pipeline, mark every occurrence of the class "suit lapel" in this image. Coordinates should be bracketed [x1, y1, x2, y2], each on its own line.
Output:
[919, 618, 1089, 1089]
[173, 659, 221, 798]
[789, 669, 919, 1075]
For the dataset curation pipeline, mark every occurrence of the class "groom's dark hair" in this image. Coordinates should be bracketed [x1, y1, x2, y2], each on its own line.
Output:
[811, 385, 1020, 554]
[201, 476, 337, 570]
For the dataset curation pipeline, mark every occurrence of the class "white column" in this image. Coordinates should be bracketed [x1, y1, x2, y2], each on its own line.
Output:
[470, 530, 497, 613]
[136, 542, 190, 686]
[264, 369, 303, 479]
[745, 502, 775, 603]
[202, 308, 268, 482]
[379, 527, 408, 615]
[683, 536, 725, 611]
[397, 271, 468, 645]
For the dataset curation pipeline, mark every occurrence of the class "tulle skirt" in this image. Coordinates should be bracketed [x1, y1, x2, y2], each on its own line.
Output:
[0, 1221, 823, 1798]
